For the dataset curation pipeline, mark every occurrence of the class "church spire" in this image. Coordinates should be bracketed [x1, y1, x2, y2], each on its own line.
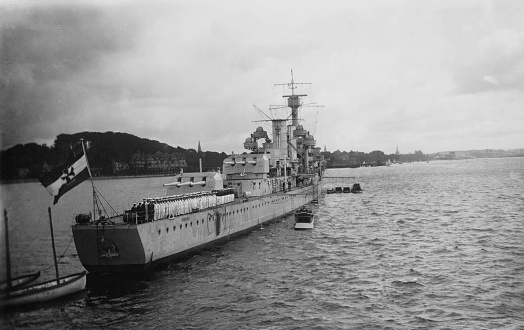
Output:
[198, 141, 202, 172]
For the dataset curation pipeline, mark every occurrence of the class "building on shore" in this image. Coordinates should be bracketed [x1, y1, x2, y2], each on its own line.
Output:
[114, 151, 188, 175]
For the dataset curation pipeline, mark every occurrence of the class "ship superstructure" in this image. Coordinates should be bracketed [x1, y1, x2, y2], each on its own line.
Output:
[72, 73, 325, 273]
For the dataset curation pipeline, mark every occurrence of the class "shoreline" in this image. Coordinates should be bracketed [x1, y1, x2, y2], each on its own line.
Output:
[3, 155, 523, 184]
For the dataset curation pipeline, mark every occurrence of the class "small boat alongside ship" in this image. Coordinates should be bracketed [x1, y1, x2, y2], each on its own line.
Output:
[72, 72, 326, 273]
[294, 206, 314, 230]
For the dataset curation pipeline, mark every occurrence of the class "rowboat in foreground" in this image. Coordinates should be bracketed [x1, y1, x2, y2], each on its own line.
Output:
[1, 271, 87, 309]
[1, 208, 87, 310]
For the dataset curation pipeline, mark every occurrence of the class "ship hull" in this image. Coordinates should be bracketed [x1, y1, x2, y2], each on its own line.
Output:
[73, 184, 319, 273]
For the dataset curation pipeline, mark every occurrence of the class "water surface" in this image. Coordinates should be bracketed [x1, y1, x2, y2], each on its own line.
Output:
[1, 158, 523, 329]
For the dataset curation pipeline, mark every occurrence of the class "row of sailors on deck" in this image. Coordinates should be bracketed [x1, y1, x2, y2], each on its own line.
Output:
[129, 190, 235, 222]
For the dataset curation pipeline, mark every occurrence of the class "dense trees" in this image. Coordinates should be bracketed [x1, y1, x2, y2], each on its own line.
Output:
[0, 143, 53, 179]
[1, 130, 432, 180]
[322, 149, 429, 167]
[0, 132, 228, 180]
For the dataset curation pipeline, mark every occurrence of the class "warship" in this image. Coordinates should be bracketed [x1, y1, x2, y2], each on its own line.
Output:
[72, 73, 326, 273]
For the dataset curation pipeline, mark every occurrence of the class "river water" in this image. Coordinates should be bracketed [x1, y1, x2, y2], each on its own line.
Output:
[1, 158, 523, 329]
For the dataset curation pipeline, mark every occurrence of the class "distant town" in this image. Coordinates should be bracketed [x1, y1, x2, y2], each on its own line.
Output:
[323, 147, 524, 168]
[429, 148, 524, 160]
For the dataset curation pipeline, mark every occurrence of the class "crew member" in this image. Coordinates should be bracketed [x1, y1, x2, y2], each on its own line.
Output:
[148, 199, 155, 221]
[131, 203, 137, 222]
[137, 202, 143, 222]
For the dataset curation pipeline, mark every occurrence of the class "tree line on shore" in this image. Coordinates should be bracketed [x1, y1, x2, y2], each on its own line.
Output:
[0, 131, 431, 181]
[0, 132, 228, 180]
[324, 149, 430, 167]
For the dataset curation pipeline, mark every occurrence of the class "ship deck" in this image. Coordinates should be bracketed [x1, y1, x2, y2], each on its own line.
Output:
[96, 185, 317, 227]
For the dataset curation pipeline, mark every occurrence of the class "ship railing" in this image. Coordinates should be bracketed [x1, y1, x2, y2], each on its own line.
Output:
[76, 203, 128, 225]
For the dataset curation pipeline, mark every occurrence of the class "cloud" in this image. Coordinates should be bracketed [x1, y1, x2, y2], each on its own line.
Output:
[0, 2, 139, 148]
[452, 28, 524, 94]
[482, 75, 499, 85]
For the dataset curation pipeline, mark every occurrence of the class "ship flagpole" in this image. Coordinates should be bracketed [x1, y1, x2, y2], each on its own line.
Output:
[80, 139, 94, 185]
[80, 139, 96, 221]
[4, 209, 12, 291]
[48, 207, 60, 285]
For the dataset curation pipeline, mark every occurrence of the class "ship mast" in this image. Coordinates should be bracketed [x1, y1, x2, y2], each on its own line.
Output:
[245, 71, 323, 177]
[275, 69, 309, 127]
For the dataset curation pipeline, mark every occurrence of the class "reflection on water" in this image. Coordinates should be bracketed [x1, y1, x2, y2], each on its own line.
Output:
[1, 159, 523, 329]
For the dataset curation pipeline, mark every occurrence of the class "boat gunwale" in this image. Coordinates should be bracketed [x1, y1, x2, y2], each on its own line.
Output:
[4, 271, 87, 298]
[0, 271, 41, 292]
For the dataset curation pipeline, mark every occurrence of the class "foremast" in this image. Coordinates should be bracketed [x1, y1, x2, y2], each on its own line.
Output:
[275, 69, 318, 175]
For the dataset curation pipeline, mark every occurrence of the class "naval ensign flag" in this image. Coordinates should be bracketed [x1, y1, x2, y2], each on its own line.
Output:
[39, 147, 91, 205]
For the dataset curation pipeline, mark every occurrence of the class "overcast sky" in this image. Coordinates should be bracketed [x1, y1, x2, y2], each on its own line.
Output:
[1, 0, 523, 154]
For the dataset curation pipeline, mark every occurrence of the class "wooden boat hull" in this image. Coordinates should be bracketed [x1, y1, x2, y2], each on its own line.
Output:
[0, 271, 40, 292]
[294, 219, 314, 230]
[1, 271, 87, 309]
